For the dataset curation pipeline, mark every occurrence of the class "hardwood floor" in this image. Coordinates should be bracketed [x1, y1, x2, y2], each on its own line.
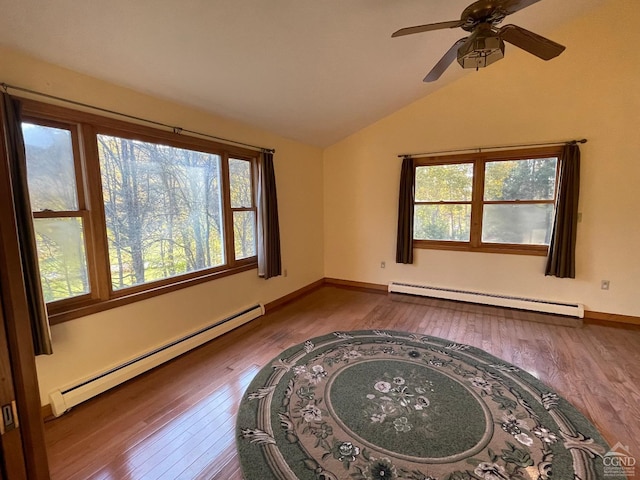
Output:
[43, 285, 640, 479]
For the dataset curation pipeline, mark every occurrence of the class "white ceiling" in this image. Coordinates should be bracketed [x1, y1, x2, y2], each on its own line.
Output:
[0, 0, 606, 147]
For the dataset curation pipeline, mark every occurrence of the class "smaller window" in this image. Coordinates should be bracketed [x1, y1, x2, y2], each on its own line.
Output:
[482, 157, 557, 245]
[414, 162, 473, 242]
[229, 158, 257, 260]
[23, 122, 91, 303]
[413, 147, 561, 255]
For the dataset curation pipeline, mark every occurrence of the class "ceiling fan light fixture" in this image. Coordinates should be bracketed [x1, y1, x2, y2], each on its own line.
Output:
[457, 33, 505, 69]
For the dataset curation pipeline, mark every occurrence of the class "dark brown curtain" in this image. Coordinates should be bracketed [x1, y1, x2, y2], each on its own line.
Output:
[396, 156, 415, 264]
[1, 92, 52, 355]
[545, 143, 581, 278]
[257, 151, 282, 279]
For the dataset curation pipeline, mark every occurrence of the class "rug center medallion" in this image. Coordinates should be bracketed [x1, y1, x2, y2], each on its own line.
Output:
[325, 359, 491, 462]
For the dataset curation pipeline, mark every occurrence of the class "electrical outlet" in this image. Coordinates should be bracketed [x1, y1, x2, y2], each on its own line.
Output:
[601, 280, 610, 290]
[283, 269, 288, 277]
[380, 261, 386, 269]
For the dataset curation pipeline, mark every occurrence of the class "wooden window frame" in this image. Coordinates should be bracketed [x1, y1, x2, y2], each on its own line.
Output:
[21, 99, 259, 325]
[413, 146, 562, 256]
[227, 156, 258, 262]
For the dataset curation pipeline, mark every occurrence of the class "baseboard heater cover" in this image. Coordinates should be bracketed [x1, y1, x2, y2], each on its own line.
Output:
[388, 282, 584, 318]
[48, 304, 264, 417]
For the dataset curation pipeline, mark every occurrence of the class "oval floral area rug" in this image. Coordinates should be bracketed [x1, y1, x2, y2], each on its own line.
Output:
[236, 330, 625, 480]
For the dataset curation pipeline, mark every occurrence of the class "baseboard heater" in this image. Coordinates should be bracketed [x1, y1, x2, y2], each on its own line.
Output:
[48, 304, 264, 417]
[388, 282, 584, 318]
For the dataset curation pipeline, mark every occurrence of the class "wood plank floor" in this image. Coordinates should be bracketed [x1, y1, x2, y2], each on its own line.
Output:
[43, 285, 640, 479]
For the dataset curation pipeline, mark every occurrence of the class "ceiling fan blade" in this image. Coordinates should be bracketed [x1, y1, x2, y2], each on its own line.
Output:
[499, 24, 565, 60]
[495, 0, 543, 16]
[392, 20, 466, 38]
[424, 38, 468, 82]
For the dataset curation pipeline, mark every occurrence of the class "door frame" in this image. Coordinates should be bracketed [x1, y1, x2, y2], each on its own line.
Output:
[0, 302, 28, 479]
[0, 98, 50, 479]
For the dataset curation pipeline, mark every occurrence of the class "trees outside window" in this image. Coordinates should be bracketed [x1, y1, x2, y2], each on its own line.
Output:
[21, 100, 258, 323]
[413, 147, 561, 255]
[414, 162, 473, 242]
[97, 134, 227, 289]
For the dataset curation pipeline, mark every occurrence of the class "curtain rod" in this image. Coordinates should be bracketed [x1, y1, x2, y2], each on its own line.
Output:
[398, 138, 587, 159]
[1, 82, 275, 154]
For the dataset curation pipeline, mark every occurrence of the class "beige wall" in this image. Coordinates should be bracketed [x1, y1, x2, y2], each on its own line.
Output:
[0, 46, 325, 403]
[324, 0, 640, 317]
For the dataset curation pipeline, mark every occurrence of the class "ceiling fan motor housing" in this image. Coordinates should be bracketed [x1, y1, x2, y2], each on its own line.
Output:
[457, 31, 505, 69]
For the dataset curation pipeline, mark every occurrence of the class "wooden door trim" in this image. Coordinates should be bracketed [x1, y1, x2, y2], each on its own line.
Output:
[0, 98, 50, 479]
[0, 302, 28, 479]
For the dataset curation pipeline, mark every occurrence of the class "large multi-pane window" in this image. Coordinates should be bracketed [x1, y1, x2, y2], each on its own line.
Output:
[97, 134, 227, 290]
[21, 100, 258, 323]
[413, 147, 561, 255]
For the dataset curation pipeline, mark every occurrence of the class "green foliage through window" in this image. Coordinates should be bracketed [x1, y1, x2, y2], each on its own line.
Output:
[412, 149, 560, 252]
[414, 163, 472, 242]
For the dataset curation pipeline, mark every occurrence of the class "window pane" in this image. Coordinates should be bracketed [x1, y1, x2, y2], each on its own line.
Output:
[415, 163, 473, 202]
[34, 217, 89, 302]
[484, 158, 557, 201]
[22, 123, 79, 211]
[414, 204, 471, 241]
[234, 211, 256, 259]
[229, 158, 253, 208]
[482, 204, 555, 244]
[97, 135, 225, 289]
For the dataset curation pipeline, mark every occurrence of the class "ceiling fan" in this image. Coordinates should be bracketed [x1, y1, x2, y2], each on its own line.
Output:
[392, 0, 566, 82]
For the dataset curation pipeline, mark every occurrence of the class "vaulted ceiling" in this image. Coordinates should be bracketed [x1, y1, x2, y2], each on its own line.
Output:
[0, 0, 606, 146]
